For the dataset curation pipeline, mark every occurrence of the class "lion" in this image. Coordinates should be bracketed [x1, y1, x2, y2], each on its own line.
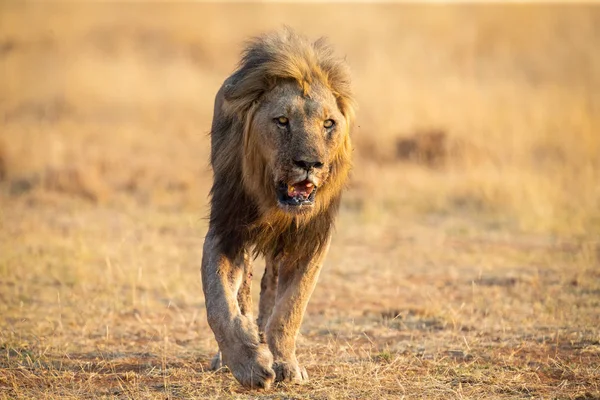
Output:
[201, 28, 355, 389]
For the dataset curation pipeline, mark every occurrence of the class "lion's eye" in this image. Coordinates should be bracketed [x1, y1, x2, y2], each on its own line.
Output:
[275, 116, 289, 127]
[324, 119, 335, 129]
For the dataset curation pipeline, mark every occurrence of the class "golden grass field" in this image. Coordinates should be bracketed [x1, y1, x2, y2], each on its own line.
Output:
[1, 3, 599, 399]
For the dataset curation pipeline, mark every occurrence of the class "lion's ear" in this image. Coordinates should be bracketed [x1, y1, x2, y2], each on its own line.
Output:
[222, 83, 242, 112]
[338, 97, 357, 132]
[220, 84, 240, 117]
[222, 83, 238, 102]
[222, 76, 265, 118]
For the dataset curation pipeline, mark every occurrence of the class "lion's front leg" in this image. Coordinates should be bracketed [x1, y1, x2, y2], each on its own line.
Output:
[201, 232, 275, 389]
[265, 237, 331, 383]
[210, 250, 254, 372]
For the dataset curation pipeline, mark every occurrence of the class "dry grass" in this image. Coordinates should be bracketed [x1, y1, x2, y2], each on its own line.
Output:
[1, 3, 599, 399]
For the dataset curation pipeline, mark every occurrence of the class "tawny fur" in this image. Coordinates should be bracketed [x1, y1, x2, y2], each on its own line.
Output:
[201, 27, 355, 389]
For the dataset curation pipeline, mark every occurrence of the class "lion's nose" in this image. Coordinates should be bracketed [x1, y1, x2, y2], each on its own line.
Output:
[293, 159, 324, 171]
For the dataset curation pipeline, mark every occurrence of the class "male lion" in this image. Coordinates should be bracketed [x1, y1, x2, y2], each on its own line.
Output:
[201, 28, 354, 389]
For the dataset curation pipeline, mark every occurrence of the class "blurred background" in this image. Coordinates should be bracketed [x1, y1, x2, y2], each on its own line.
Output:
[1, 4, 599, 398]
[1, 2, 598, 235]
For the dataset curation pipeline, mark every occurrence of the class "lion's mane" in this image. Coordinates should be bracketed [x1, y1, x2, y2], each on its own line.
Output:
[208, 28, 355, 260]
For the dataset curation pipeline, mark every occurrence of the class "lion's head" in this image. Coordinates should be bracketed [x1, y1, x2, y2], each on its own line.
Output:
[209, 28, 354, 257]
[222, 28, 355, 218]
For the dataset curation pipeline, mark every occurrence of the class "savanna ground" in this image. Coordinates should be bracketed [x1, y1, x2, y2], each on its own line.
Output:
[1, 3, 599, 399]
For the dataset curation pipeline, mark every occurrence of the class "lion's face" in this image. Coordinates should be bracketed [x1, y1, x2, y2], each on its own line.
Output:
[250, 81, 348, 215]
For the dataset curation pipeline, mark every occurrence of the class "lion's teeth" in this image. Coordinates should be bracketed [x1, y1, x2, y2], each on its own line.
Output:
[305, 183, 313, 188]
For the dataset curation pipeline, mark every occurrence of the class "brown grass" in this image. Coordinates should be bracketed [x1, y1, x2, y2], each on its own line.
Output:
[1, 3, 599, 399]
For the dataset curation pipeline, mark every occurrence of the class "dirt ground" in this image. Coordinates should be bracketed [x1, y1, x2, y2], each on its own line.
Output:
[1, 3, 599, 399]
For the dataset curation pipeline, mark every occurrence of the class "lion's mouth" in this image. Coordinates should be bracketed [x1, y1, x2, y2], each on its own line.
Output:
[277, 180, 317, 207]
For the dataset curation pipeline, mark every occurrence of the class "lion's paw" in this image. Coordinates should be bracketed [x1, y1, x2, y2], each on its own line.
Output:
[222, 343, 275, 389]
[273, 360, 309, 383]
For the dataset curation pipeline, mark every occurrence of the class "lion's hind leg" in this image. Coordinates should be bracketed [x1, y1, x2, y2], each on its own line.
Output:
[257, 254, 279, 339]
[237, 250, 254, 318]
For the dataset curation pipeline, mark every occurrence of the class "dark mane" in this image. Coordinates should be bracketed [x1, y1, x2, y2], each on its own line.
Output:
[208, 28, 354, 261]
